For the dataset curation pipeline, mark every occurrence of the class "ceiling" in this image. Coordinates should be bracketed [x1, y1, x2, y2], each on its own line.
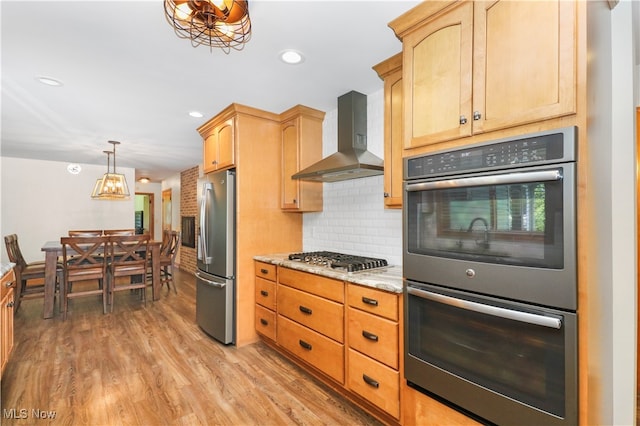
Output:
[1, 0, 421, 183]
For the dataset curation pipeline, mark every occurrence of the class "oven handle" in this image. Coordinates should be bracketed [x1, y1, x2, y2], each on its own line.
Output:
[406, 169, 562, 192]
[407, 286, 562, 329]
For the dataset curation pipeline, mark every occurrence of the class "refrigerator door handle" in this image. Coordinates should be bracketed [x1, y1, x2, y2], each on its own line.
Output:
[199, 182, 213, 264]
[195, 271, 226, 288]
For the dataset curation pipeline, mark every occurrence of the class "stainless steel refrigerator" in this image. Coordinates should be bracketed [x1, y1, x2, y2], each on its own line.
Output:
[196, 169, 235, 344]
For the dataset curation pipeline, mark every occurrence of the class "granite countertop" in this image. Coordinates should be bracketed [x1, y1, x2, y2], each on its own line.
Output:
[1, 263, 16, 279]
[254, 254, 403, 294]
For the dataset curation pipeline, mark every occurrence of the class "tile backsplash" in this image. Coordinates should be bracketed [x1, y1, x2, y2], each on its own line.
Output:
[302, 90, 403, 267]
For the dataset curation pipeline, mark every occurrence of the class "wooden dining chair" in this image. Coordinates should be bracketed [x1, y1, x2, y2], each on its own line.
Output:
[60, 236, 109, 320]
[107, 234, 150, 312]
[159, 231, 180, 294]
[68, 230, 103, 237]
[4, 234, 63, 313]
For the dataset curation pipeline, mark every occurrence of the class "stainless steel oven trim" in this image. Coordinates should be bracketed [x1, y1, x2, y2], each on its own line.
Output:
[406, 169, 562, 192]
[407, 286, 562, 329]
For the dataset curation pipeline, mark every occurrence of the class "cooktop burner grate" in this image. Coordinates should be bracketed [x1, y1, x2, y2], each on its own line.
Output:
[288, 251, 388, 272]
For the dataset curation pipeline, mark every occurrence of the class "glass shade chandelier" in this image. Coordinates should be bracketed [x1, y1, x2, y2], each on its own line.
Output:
[91, 141, 130, 200]
[164, 0, 251, 53]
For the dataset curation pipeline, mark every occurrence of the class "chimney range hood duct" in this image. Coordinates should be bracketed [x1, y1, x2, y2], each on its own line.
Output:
[291, 90, 384, 182]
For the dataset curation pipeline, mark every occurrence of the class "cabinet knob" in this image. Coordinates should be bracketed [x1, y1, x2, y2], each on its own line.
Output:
[260, 318, 268, 326]
[260, 290, 269, 297]
[211, 160, 218, 165]
[459, 115, 468, 125]
[473, 111, 482, 120]
[7, 301, 14, 308]
[383, 192, 389, 198]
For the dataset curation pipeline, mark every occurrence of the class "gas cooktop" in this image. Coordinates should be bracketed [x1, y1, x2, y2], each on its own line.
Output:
[288, 251, 388, 273]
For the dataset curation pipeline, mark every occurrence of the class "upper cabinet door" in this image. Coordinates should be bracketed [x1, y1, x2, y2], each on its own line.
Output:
[281, 119, 300, 210]
[279, 105, 324, 212]
[203, 119, 235, 173]
[216, 120, 235, 170]
[472, 0, 576, 134]
[402, 2, 473, 149]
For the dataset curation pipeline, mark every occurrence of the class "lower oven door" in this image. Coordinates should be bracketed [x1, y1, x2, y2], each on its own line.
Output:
[405, 280, 577, 426]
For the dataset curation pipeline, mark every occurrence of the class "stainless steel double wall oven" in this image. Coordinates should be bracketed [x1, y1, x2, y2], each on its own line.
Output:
[403, 127, 578, 425]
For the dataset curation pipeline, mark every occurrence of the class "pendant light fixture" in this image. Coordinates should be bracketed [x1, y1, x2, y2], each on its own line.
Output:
[91, 141, 130, 200]
[164, 0, 251, 53]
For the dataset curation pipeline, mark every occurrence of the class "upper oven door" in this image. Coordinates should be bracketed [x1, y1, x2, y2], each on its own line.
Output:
[403, 162, 576, 310]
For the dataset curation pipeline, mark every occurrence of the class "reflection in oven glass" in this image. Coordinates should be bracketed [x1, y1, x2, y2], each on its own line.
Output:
[409, 178, 564, 268]
[413, 298, 565, 417]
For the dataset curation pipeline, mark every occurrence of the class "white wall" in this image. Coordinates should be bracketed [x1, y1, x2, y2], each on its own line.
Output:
[303, 89, 403, 267]
[1, 157, 135, 263]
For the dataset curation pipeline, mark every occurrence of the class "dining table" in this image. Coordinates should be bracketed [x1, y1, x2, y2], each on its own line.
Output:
[40, 239, 162, 319]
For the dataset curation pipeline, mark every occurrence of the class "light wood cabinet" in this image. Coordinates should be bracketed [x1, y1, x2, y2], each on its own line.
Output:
[1, 268, 16, 378]
[279, 105, 325, 212]
[200, 118, 234, 172]
[199, 104, 304, 347]
[276, 267, 345, 383]
[255, 262, 277, 341]
[373, 53, 403, 209]
[346, 284, 401, 418]
[255, 263, 404, 424]
[390, 0, 577, 149]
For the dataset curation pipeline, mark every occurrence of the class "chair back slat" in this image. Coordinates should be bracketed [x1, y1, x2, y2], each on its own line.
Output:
[104, 229, 136, 236]
[68, 230, 103, 237]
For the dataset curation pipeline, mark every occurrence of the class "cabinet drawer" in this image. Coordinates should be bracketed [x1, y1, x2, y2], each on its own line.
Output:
[255, 262, 277, 282]
[255, 304, 276, 341]
[255, 277, 276, 310]
[347, 284, 398, 321]
[0, 269, 15, 300]
[347, 348, 400, 418]
[277, 315, 344, 384]
[278, 267, 344, 303]
[348, 307, 399, 369]
[278, 284, 344, 343]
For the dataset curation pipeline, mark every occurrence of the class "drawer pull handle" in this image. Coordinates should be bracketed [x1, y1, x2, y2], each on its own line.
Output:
[362, 330, 379, 342]
[299, 305, 313, 315]
[260, 290, 269, 297]
[362, 297, 378, 306]
[299, 340, 312, 350]
[260, 318, 268, 326]
[363, 374, 379, 389]
[260, 268, 269, 274]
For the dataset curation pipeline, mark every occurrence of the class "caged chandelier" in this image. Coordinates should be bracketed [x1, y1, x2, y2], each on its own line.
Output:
[164, 0, 251, 53]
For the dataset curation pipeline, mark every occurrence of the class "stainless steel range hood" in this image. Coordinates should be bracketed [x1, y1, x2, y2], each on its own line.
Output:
[291, 90, 384, 182]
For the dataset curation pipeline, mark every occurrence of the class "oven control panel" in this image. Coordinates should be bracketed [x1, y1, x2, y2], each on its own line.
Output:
[405, 127, 576, 179]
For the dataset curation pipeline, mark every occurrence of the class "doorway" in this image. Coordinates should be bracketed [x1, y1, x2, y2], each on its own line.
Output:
[162, 189, 172, 231]
[134, 193, 154, 240]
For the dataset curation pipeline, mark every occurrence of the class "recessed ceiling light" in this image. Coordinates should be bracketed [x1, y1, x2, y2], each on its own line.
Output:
[189, 111, 203, 118]
[280, 50, 304, 65]
[37, 76, 63, 87]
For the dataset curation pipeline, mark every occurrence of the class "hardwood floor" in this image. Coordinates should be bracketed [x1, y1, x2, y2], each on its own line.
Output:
[1, 269, 382, 425]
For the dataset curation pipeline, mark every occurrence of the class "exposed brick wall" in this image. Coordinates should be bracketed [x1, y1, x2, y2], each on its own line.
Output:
[180, 166, 199, 274]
